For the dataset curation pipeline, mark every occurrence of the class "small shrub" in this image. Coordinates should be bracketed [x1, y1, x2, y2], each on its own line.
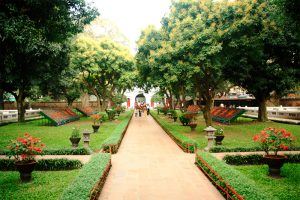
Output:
[0, 158, 83, 170]
[223, 154, 300, 165]
[179, 114, 191, 126]
[196, 152, 270, 199]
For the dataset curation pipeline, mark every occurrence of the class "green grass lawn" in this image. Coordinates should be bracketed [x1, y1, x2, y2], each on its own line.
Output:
[233, 164, 300, 200]
[0, 111, 132, 152]
[152, 112, 300, 149]
[0, 170, 79, 200]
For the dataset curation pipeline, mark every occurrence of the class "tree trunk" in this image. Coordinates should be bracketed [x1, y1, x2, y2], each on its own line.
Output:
[16, 91, 26, 122]
[257, 97, 268, 122]
[0, 89, 4, 110]
[80, 93, 89, 108]
[202, 95, 213, 126]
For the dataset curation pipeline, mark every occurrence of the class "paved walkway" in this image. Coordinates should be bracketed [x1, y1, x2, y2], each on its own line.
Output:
[99, 115, 224, 200]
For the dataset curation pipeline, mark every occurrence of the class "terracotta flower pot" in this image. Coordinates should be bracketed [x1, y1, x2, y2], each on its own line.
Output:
[92, 125, 100, 133]
[14, 161, 37, 183]
[263, 155, 287, 177]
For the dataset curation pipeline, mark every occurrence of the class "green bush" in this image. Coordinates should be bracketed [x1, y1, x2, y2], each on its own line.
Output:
[0, 147, 92, 155]
[101, 116, 131, 153]
[196, 152, 270, 200]
[210, 146, 300, 153]
[223, 154, 300, 165]
[43, 148, 93, 155]
[179, 114, 191, 126]
[0, 159, 83, 170]
[59, 153, 111, 200]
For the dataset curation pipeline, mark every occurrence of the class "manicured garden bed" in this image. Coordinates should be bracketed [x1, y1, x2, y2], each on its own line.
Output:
[233, 164, 300, 200]
[151, 112, 197, 153]
[0, 170, 80, 200]
[101, 112, 133, 153]
[152, 111, 300, 151]
[0, 111, 133, 152]
[0, 153, 111, 200]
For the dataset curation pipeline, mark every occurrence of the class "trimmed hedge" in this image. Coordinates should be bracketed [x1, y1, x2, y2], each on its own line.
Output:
[196, 152, 270, 200]
[60, 153, 111, 200]
[101, 111, 133, 153]
[223, 153, 300, 165]
[151, 112, 197, 153]
[0, 158, 83, 171]
[209, 146, 300, 153]
[0, 147, 92, 156]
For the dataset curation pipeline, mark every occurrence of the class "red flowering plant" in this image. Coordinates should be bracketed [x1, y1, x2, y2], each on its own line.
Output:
[253, 128, 296, 156]
[6, 133, 45, 164]
[91, 114, 102, 125]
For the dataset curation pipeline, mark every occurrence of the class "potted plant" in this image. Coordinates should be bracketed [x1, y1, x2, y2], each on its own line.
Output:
[179, 113, 191, 126]
[115, 106, 122, 116]
[105, 109, 116, 120]
[185, 113, 197, 131]
[70, 127, 81, 147]
[253, 127, 296, 177]
[172, 110, 178, 122]
[214, 128, 224, 145]
[6, 133, 45, 183]
[91, 114, 102, 133]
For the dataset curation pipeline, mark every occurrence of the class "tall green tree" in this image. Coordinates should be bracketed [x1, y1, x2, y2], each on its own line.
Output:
[221, 0, 299, 121]
[0, 0, 98, 121]
[70, 35, 134, 111]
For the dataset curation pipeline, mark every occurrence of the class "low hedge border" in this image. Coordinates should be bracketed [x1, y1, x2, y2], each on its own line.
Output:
[209, 146, 300, 153]
[223, 153, 300, 165]
[101, 111, 133, 154]
[0, 158, 83, 171]
[60, 153, 111, 200]
[195, 151, 270, 200]
[0, 147, 92, 156]
[151, 112, 197, 153]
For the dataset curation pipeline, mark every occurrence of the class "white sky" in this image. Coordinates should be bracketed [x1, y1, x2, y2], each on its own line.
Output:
[89, 0, 171, 52]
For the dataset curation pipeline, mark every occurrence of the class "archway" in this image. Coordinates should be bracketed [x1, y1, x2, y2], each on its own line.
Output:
[135, 93, 146, 104]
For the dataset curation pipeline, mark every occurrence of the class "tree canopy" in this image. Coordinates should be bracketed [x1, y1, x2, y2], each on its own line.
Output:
[136, 0, 299, 124]
[0, 0, 98, 121]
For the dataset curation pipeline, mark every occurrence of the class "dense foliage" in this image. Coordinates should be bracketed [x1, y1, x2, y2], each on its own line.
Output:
[0, 0, 98, 121]
[136, 0, 299, 124]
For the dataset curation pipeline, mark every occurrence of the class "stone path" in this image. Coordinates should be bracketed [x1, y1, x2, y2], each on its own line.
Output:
[99, 115, 224, 200]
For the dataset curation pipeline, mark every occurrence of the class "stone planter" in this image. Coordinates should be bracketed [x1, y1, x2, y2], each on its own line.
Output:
[69, 137, 81, 148]
[215, 135, 225, 145]
[92, 125, 100, 133]
[14, 161, 37, 183]
[263, 155, 287, 177]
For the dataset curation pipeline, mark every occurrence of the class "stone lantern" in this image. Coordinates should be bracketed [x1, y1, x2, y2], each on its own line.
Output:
[204, 126, 216, 151]
[82, 129, 91, 148]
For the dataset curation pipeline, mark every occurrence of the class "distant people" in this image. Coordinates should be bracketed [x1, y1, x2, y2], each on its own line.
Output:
[147, 104, 150, 115]
[143, 104, 147, 117]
